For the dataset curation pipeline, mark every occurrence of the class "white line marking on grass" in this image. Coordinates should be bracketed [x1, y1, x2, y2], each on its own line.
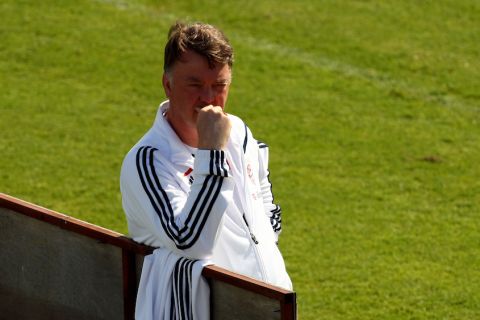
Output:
[237, 35, 477, 112]
[94, 0, 176, 20]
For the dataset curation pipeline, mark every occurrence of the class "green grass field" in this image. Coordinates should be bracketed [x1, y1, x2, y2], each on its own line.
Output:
[1, 0, 479, 318]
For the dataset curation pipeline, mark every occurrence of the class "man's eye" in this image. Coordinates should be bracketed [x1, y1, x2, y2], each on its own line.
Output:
[214, 83, 228, 89]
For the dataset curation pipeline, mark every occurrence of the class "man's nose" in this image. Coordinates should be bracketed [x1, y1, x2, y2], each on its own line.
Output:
[200, 87, 215, 104]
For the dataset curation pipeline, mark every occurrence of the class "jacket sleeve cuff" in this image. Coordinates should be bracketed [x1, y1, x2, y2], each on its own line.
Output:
[194, 149, 231, 177]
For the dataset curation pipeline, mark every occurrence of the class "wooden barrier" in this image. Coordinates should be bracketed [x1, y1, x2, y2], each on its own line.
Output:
[0, 193, 296, 319]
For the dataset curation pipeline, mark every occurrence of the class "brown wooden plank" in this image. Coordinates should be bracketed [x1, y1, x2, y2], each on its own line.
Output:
[0, 206, 124, 319]
[209, 279, 282, 320]
[0, 193, 153, 256]
[202, 265, 295, 303]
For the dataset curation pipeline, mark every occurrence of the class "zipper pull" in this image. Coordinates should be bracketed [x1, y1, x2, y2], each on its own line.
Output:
[243, 213, 259, 245]
[250, 232, 259, 244]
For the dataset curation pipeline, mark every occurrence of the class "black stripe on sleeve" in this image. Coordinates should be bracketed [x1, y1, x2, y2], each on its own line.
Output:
[186, 259, 195, 319]
[214, 150, 220, 176]
[179, 259, 188, 319]
[182, 175, 224, 248]
[209, 150, 214, 175]
[269, 205, 282, 232]
[243, 123, 248, 153]
[172, 257, 197, 320]
[135, 146, 225, 249]
[220, 150, 228, 177]
[257, 140, 269, 149]
[208, 149, 229, 178]
[173, 259, 181, 319]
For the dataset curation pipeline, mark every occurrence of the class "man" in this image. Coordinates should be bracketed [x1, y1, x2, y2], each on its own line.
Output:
[120, 22, 292, 319]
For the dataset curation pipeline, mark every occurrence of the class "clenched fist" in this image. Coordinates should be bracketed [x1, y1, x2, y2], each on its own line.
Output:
[196, 105, 231, 150]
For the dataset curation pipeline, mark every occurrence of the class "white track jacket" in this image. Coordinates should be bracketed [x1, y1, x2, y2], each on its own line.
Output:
[120, 101, 292, 319]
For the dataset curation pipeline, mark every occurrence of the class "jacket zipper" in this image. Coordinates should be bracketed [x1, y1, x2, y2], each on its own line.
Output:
[243, 212, 268, 281]
[240, 148, 267, 281]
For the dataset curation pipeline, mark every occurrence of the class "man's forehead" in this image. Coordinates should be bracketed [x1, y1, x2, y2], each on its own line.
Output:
[172, 54, 231, 82]
[175, 50, 230, 71]
[173, 72, 231, 86]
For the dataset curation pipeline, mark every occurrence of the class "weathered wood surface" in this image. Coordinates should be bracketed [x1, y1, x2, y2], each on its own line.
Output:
[0, 206, 124, 319]
[0, 193, 296, 319]
[204, 265, 296, 320]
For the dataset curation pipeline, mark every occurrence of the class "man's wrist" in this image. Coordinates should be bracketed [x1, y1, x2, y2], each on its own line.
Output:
[194, 149, 230, 177]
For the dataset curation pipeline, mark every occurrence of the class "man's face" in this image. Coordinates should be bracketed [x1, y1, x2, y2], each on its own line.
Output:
[163, 49, 232, 130]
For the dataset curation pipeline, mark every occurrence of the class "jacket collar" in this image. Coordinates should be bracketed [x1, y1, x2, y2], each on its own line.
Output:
[153, 100, 195, 168]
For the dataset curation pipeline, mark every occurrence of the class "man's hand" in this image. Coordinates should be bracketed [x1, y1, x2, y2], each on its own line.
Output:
[196, 105, 231, 150]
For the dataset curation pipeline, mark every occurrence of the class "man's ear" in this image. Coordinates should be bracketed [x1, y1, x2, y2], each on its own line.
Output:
[162, 73, 172, 98]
